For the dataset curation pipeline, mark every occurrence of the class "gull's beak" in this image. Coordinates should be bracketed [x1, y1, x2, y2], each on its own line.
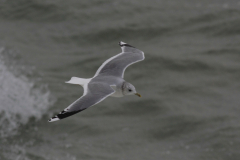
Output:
[135, 93, 141, 97]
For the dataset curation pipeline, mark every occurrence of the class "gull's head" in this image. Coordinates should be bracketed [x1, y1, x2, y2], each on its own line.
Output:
[122, 82, 141, 97]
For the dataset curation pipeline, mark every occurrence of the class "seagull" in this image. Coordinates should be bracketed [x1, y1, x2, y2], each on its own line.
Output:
[49, 41, 145, 122]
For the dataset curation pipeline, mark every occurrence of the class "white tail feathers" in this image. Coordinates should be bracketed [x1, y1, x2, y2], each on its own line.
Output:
[65, 77, 91, 86]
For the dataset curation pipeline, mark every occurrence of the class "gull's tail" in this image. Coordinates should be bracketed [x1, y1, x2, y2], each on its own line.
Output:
[65, 77, 91, 86]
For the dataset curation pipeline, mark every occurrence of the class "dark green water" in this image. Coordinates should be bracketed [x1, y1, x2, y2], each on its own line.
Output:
[1, 0, 240, 159]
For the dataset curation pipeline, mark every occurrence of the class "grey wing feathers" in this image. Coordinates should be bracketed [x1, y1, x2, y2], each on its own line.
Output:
[94, 41, 144, 78]
[48, 83, 114, 122]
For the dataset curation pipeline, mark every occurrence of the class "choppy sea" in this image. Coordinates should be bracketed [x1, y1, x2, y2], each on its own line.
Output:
[0, 0, 240, 159]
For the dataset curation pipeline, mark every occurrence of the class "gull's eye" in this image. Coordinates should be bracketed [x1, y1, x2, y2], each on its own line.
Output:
[128, 89, 132, 92]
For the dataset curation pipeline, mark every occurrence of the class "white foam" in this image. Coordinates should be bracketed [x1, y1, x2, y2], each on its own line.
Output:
[0, 48, 54, 137]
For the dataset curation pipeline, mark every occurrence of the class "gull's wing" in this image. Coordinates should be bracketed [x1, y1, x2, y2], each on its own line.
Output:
[48, 83, 115, 122]
[94, 41, 145, 78]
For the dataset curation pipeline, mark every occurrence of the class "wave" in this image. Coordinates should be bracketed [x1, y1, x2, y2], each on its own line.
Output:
[51, 26, 171, 46]
[182, 9, 240, 36]
[0, 47, 54, 137]
[0, 0, 71, 22]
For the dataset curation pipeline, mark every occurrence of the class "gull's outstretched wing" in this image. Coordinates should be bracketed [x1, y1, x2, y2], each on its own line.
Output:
[94, 41, 145, 78]
[48, 83, 115, 122]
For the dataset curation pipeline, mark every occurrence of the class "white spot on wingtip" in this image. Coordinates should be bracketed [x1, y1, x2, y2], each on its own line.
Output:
[48, 117, 60, 122]
[119, 41, 127, 45]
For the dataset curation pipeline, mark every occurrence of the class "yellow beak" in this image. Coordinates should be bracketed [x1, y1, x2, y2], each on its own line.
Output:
[135, 93, 141, 97]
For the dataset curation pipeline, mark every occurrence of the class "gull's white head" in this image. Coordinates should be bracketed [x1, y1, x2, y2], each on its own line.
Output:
[122, 82, 141, 97]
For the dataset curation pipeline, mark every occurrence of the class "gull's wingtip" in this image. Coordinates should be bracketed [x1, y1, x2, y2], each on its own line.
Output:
[48, 116, 60, 122]
[119, 41, 135, 48]
[119, 41, 127, 46]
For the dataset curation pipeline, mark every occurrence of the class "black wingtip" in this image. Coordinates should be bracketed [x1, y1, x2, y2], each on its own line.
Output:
[119, 41, 135, 48]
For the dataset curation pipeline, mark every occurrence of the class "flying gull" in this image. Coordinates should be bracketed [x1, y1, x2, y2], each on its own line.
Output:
[49, 41, 145, 122]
